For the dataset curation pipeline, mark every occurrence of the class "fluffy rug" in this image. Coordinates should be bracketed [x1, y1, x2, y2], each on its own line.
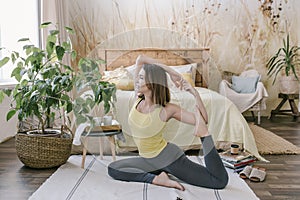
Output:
[29, 155, 259, 200]
[249, 123, 300, 155]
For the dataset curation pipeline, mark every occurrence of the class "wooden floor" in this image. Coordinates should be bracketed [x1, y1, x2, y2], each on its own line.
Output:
[0, 116, 300, 200]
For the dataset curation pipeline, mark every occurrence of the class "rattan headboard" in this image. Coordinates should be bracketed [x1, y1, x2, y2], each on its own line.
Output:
[97, 48, 210, 87]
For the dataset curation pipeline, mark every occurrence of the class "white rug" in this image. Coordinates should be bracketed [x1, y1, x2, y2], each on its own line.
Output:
[29, 155, 259, 200]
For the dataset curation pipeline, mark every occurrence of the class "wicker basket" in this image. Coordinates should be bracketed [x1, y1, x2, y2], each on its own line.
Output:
[15, 132, 73, 168]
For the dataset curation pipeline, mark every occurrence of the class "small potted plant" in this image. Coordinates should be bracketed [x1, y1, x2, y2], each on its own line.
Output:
[0, 22, 116, 168]
[266, 34, 300, 94]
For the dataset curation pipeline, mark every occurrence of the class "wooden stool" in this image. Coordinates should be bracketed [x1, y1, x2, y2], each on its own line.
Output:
[270, 93, 299, 120]
[81, 125, 122, 168]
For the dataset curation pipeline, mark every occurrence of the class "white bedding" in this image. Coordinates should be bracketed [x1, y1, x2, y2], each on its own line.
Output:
[114, 87, 266, 161]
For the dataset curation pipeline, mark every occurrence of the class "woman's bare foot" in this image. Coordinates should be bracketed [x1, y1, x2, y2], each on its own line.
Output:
[152, 172, 185, 191]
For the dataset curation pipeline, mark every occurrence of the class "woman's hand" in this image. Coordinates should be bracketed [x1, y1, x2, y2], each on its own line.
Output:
[166, 71, 183, 89]
[181, 78, 196, 94]
[169, 73, 194, 93]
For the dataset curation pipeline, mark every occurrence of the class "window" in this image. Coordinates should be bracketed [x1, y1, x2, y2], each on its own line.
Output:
[0, 0, 40, 83]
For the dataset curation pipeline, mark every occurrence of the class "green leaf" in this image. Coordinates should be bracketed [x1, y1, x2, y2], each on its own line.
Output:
[65, 26, 75, 34]
[0, 57, 10, 68]
[0, 91, 4, 103]
[71, 50, 77, 60]
[20, 79, 28, 87]
[46, 41, 55, 58]
[3, 89, 12, 97]
[62, 41, 71, 51]
[30, 91, 40, 99]
[104, 103, 110, 114]
[56, 46, 65, 61]
[47, 34, 57, 44]
[18, 38, 30, 42]
[6, 110, 16, 121]
[11, 53, 16, 63]
[40, 22, 52, 28]
[17, 61, 23, 68]
[11, 66, 22, 81]
[66, 102, 72, 113]
[23, 45, 34, 50]
[14, 51, 20, 57]
[50, 30, 59, 36]
[24, 45, 34, 55]
[63, 64, 72, 71]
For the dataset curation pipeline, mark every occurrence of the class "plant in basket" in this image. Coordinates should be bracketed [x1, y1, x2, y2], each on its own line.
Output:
[0, 22, 116, 168]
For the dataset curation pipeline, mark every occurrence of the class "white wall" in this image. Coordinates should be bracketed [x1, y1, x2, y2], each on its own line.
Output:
[0, 94, 18, 143]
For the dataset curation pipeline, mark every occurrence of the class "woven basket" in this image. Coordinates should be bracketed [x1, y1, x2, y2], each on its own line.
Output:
[15, 132, 73, 168]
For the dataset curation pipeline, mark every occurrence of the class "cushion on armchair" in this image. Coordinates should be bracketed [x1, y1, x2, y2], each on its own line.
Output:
[231, 75, 260, 93]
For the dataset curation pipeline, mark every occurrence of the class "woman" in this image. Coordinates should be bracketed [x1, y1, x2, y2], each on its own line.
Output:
[108, 55, 228, 191]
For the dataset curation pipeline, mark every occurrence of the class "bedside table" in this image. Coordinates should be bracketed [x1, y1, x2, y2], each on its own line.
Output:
[81, 125, 122, 168]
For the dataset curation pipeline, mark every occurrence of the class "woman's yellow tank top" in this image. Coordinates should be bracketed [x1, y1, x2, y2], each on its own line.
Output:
[128, 98, 167, 158]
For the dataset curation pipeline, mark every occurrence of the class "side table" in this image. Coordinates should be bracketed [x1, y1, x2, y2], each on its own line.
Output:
[270, 93, 299, 120]
[81, 125, 122, 168]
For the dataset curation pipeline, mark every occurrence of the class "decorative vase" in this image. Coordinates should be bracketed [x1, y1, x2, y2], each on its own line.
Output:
[279, 76, 299, 94]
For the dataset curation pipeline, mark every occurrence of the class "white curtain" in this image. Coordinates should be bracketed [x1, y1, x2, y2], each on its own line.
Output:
[40, 0, 69, 50]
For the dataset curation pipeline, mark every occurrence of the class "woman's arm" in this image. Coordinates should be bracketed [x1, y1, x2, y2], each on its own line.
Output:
[134, 55, 162, 97]
[181, 80, 208, 124]
[163, 103, 209, 137]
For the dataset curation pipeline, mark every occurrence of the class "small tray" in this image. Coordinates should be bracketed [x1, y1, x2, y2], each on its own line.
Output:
[85, 124, 122, 132]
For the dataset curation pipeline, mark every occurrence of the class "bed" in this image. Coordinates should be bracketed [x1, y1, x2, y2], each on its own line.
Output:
[77, 48, 265, 161]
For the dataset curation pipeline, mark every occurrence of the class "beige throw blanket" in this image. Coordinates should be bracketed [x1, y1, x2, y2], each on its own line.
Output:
[219, 80, 269, 113]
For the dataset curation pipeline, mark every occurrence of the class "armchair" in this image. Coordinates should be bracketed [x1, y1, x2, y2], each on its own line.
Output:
[219, 70, 269, 124]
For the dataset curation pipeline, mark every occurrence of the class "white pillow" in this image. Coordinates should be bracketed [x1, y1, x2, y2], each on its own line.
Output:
[125, 64, 136, 77]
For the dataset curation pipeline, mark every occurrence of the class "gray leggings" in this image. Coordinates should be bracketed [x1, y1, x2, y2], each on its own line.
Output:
[108, 135, 228, 189]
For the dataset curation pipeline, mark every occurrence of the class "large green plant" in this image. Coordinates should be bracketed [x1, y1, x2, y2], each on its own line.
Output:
[266, 34, 300, 84]
[0, 22, 116, 134]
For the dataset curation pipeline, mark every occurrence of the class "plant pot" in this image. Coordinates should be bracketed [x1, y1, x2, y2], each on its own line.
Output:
[15, 129, 73, 169]
[27, 129, 62, 137]
[279, 76, 299, 94]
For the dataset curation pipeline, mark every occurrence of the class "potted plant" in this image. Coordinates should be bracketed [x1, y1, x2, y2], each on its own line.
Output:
[266, 34, 300, 94]
[0, 22, 116, 168]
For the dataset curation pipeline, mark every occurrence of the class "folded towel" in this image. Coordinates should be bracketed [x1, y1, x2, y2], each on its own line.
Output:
[73, 123, 90, 145]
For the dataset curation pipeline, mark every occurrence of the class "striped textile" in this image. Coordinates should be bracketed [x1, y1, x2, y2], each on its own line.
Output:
[29, 155, 259, 200]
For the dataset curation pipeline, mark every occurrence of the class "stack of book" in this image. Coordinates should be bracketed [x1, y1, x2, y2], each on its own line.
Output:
[219, 150, 257, 173]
